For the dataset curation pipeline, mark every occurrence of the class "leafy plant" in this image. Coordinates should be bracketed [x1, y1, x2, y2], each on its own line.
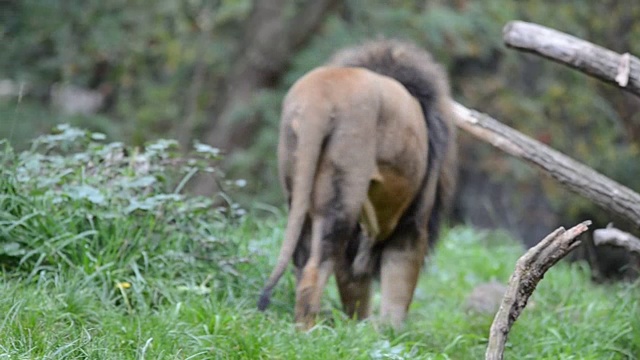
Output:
[0, 124, 249, 310]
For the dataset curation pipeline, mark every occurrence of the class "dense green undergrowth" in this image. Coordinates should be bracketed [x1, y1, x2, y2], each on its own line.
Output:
[1, 127, 639, 359]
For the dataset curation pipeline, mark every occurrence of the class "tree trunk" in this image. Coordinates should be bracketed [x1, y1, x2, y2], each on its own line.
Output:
[205, 0, 340, 150]
[193, 0, 340, 195]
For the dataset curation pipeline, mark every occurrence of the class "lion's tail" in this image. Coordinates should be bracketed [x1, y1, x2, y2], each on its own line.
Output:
[257, 111, 328, 311]
[328, 39, 457, 245]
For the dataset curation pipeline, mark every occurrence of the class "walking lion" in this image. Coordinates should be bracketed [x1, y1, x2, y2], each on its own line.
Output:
[258, 39, 458, 329]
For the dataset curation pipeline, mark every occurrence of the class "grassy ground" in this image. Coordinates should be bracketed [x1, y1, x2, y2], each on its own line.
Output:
[1, 128, 639, 359]
[1, 217, 639, 359]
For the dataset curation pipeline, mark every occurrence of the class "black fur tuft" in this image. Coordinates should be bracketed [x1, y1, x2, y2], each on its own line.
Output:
[257, 288, 272, 311]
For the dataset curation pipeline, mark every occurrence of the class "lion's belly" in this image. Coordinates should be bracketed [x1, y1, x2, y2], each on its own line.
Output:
[367, 119, 427, 242]
[367, 165, 420, 242]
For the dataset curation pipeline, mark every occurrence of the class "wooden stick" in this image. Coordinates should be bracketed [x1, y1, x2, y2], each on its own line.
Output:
[452, 102, 640, 228]
[485, 221, 592, 360]
[593, 224, 640, 254]
[503, 21, 640, 97]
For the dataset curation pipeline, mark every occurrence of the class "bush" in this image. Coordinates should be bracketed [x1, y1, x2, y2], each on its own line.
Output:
[0, 125, 250, 310]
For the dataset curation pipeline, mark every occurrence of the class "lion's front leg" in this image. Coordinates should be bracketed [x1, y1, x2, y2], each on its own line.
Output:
[379, 238, 427, 328]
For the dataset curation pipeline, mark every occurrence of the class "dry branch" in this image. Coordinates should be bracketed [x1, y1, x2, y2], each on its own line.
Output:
[452, 102, 640, 228]
[485, 221, 592, 360]
[593, 224, 640, 254]
[503, 21, 640, 97]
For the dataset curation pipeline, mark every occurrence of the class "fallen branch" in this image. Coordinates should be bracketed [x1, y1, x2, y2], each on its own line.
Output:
[453, 102, 640, 228]
[593, 224, 640, 254]
[485, 220, 592, 360]
[503, 21, 640, 97]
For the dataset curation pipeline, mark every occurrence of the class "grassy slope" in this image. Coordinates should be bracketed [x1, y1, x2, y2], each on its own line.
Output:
[1, 218, 638, 360]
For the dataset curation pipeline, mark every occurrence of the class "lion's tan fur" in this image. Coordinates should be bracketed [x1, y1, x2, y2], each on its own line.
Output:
[258, 39, 458, 329]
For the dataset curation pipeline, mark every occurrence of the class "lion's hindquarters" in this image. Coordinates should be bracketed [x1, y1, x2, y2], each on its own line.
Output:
[272, 68, 383, 327]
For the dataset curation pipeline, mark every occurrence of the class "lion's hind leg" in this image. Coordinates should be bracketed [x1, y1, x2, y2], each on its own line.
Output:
[294, 216, 334, 330]
[335, 254, 373, 321]
[295, 119, 376, 328]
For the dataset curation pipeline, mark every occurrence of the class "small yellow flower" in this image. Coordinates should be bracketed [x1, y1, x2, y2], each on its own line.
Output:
[116, 281, 131, 290]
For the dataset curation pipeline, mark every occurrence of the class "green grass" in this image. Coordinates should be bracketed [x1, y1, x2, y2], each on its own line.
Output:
[1, 127, 638, 359]
[1, 220, 638, 359]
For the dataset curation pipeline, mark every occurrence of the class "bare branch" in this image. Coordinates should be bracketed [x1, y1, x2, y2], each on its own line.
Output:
[503, 21, 640, 97]
[593, 225, 640, 254]
[485, 221, 592, 360]
[453, 102, 640, 228]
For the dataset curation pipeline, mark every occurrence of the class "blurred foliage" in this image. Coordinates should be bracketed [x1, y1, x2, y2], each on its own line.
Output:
[2, 0, 640, 229]
[1, 0, 250, 144]
[0, 124, 247, 299]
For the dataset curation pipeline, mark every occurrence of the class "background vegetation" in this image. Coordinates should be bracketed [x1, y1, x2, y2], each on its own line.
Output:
[2, 1, 640, 356]
[1, 128, 638, 358]
[3, 1, 640, 242]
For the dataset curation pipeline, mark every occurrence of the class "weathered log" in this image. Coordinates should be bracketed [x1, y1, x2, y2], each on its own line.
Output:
[593, 224, 640, 254]
[485, 221, 592, 360]
[452, 102, 640, 228]
[503, 20, 640, 97]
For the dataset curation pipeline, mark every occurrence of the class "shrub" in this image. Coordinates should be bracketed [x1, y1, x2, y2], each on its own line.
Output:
[0, 125, 249, 309]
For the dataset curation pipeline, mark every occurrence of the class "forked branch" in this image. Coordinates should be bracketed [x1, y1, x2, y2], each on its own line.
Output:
[485, 221, 592, 360]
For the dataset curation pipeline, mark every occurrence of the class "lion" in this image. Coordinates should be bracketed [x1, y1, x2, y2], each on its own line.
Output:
[257, 39, 458, 329]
